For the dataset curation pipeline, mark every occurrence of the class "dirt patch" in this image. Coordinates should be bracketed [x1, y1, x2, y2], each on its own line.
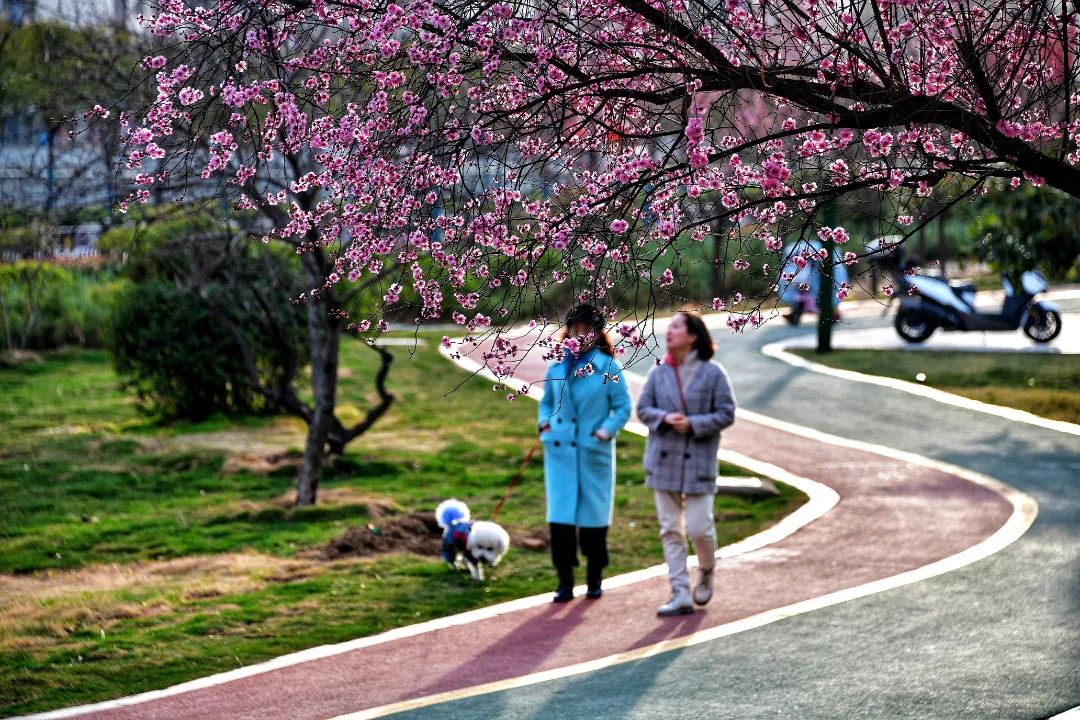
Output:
[0, 553, 302, 605]
[323, 514, 545, 558]
[221, 450, 303, 476]
[324, 513, 442, 559]
[277, 487, 400, 514]
[341, 428, 452, 454]
[168, 419, 307, 457]
[1, 349, 43, 365]
[214, 488, 401, 520]
[515, 531, 548, 551]
[0, 552, 332, 652]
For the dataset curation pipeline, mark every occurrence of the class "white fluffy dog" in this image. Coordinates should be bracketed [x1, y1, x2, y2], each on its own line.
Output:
[435, 499, 510, 581]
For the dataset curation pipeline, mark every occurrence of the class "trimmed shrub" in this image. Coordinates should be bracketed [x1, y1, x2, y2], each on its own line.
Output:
[107, 282, 266, 419]
[103, 208, 306, 420]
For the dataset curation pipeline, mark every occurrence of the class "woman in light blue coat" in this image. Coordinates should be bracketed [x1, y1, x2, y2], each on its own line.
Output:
[538, 304, 633, 603]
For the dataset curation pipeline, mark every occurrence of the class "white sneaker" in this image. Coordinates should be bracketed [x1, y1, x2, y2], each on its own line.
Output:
[657, 590, 693, 617]
[693, 567, 714, 606]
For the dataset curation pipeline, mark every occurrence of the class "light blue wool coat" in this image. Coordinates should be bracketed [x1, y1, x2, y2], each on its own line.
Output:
[538, 349, 633, 527]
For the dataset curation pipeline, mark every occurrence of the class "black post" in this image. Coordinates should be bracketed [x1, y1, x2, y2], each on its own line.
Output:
[816, 236, 836, 353]
[816, 202, 837, 353]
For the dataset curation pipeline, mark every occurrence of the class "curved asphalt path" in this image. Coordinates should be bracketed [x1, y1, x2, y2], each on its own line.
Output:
[18, 299, 1077, 720]
[389, 303, 1080, 720]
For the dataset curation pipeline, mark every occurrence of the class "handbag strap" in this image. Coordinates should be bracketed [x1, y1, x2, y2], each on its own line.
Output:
[672, 363, 689, 415]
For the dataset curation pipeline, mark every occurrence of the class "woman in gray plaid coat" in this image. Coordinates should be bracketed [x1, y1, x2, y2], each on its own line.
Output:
[636, 311, 736, 616]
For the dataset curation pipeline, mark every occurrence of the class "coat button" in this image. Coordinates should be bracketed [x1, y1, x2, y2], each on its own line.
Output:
[684, 452, 691, 459]
[660, 451, 667, 458]
[572, 417, 577, 423]
[553, 441, 560, 447]
[571, 441, 577, 448]
[557, 418, 562, 424]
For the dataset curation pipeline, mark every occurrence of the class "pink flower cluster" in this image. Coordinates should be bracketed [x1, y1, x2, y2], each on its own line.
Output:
[111, 0, 1078, 348]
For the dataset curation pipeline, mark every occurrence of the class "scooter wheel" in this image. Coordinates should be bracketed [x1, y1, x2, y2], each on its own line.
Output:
[895, 309, 935, 343]
[1023, 308, 1062, 343]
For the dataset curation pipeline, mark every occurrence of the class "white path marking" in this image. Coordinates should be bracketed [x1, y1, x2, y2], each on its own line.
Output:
[332, 445, 1036, 719]
[12, 354, 833, 720]
[761, 339, 1080, 437]
[326, 356, 1037, 719]
[16, 292, 1070, 720]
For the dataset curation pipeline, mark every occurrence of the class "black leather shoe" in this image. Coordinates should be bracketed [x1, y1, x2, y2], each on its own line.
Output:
[585, 584, 602, 599]
[553, 586, 574, 603]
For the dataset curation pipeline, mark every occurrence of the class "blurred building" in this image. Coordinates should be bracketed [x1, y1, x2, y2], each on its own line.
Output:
[2, 1, 147, 28]
[1, 0, 152, 217]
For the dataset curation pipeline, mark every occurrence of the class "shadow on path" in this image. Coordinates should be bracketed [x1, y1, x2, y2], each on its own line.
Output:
[392, 610, 707, 720]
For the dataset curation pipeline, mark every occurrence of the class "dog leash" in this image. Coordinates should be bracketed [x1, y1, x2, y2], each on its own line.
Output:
[491, 435, 541, 522]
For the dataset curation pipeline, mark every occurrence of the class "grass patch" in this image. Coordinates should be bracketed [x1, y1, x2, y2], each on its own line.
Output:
[1, 338, 806, 715]
[791, 349, 1080, 423]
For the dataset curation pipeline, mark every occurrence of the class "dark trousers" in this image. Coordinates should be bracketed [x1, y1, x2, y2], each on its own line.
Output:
[550, 523, 608, 588]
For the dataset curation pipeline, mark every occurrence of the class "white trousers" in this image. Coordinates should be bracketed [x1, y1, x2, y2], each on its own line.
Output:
[653, 489, 717, 595]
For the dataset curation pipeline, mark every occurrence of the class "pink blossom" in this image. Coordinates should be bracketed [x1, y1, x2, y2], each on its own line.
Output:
[106, 0, 1077, 348]
[178, 87, 204, 106]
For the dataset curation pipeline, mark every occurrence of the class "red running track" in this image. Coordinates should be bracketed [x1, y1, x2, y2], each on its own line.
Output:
[55, 339, 1015, 720]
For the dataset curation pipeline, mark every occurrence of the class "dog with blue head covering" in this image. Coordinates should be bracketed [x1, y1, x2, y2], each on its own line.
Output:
[435, 499, 510, 582]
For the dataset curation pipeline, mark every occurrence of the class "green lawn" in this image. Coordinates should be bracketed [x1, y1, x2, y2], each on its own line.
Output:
[792, 349, 1080, 423]
[0, 337, 806, 715]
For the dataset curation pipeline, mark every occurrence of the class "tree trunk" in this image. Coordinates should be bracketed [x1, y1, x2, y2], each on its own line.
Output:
[0, 291, 13, 356]
[295, 258, 341, 507]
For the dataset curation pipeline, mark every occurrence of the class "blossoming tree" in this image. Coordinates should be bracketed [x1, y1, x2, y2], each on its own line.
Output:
[112, 0, 1078, 500]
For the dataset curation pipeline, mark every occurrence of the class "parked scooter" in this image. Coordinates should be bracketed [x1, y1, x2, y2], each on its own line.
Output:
[875, 242, 1062, 344]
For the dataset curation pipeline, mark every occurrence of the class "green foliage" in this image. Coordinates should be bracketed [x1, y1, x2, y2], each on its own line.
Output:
[107, 282, 265, 419]
[0, 261, 116, 352]
[0, 20, 141, 122]
[98, 206, 224, 281]
[963, 184, 1080, 281]
[103, 205, 306, 420]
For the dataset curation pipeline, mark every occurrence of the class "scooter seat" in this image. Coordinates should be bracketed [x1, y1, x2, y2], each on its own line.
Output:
[949, 282, 977, 308]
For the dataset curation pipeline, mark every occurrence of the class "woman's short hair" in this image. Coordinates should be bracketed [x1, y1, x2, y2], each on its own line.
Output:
[677, 311, 716, 360]
[564, 303, 614, 356]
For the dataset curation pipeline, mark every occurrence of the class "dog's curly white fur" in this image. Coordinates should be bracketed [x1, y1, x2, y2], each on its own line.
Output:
[436, 500, 509, 581]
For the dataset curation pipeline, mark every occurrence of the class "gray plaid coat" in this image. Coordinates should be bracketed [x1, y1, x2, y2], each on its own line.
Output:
[636, 359, 737, 494]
